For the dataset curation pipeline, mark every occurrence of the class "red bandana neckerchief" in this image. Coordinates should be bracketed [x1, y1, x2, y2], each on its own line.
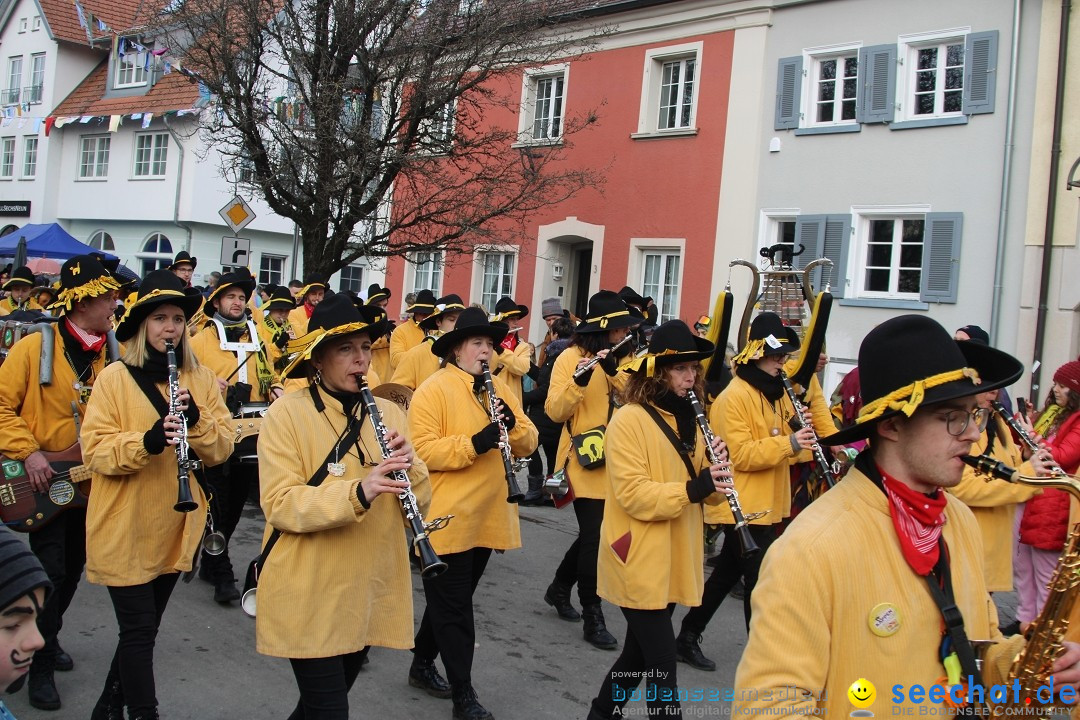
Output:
[64, 318, 107, 354]
[304, 302, 315, 318]
[878, 465, 947, 576]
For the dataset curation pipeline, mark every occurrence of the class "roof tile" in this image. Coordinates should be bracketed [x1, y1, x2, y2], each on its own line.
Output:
[51, 60, 200, 117]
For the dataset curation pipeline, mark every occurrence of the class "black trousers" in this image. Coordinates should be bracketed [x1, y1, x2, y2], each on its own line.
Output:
[413, 547, 492, 689]
[200, 460, 256, 581]
[527, 431, 559, 478]
[105, 573, 179, 714]
[553, 497, 604, 606]
[285, 651, 367, 720]
[592, 605, 681, 718]
[28, 507, 86, 675]
[680, 524, 777, 634]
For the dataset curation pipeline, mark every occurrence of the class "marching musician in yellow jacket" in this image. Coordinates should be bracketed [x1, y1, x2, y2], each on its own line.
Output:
[676, 312, 816, 672]
[256, 285, 298, 375]
[0, 266, 43, 316]
[0, 255, 120, 709]
[588, 320, 732, 720]
[950, 386, 1039, 591]
[365, 283, 393, 382]
[543, 290, 635, 650]
[408, 306, 537, 720]
[254, 294, 430, 718]
[733, 315, 1080, 718]
[489, 296, 533, 405]
[287, 275, 326, 337]
[81, 269, 233, 720]
[388, 289, 436, 375]
[390, 294, 463, 390]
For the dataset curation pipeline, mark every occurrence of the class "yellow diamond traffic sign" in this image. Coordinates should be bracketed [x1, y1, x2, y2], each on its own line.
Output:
[218, 195, 256, 233]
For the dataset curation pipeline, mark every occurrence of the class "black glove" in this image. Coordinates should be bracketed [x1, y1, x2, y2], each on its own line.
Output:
[599, 352, 619, 376]
[471, 423, 502, 455]
[143, 418, 168, 456]
[501, 408, 516, 431]
[182, 401, 201, 428]
[573, 367, 594, 387]
[686, 468, 717, 503]
[273, 330, 289, 350]
[355, 482, 371, 510]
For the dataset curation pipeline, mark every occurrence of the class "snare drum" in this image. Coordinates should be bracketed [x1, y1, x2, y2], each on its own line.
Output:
[232, 402, 270, 464]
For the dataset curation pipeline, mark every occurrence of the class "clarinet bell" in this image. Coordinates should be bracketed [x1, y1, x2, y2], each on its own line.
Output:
[735, 524, 761, 559]
[417, 542, 448, 579]
[506, 473, 525, 504]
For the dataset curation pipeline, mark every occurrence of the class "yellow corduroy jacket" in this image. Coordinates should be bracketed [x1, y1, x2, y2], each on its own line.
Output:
[0, 297, 42, 317]
[598, 402, 723, 610]
[254, 387, 431, 658]
[369, 333, 391, 386]
[949, 415, 1039, 592]
[544, 346, 629, 500]
[81, 359, 234, 586]
[733, 468, 1025, 718]
[705, 374, 806, 525]
[388, 319, 425, 375]
[492, 339, 532, 405]
[287, 305, 312, 337]
[389, 338, 440, 390]
[410, 363, 538, 555]
[189, 324, 282, 403]
[0, 326, 107, 459]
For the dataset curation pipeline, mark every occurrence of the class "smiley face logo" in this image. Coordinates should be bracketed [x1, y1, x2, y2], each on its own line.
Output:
[848, 678, 876, 714]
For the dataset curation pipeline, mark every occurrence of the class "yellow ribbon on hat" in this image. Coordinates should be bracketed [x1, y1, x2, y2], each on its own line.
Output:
[281, 320, 374, 378]
[117, 288, 188, 324]
[621, 349, 682, 377]
[855, 367, 982, 425]
[56, 275, 122, 312]
[585, 310, 630, 329]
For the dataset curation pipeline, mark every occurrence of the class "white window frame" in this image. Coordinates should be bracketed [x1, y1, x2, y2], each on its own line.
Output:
[339, 264, 365, 294]
[757, 209, 801, 258]
[88, 230, 115, 252]
[17, 18, 27, 33]
[851, 204, 932, 301]
[137, 233, 173, 276]
[0, 138, 14, 179]
[78, 135, 111, 179]
[31, 16, 41, 31]
[115, 38, 148, 89]
[418, 100, 456, 154]
[627, 238, 685, 324]
[27, 54, 45, 105]
[258, 254, 285, 286]
[471, 245, 518, 312]
[896, 28, 970, 122]
[407, 250, 444, 299]
[132, 132, 169, 178]
[21, 136, 37, 178]
[516, 64, 567, 146]
[634, 42, 702, 137]
[802, 42, 861, 129]
[4, 56, 23, 106]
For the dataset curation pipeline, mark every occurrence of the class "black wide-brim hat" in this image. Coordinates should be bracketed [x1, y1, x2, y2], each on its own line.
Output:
[169, 251, 197, 270]
[55, 255, 121, 314]
[207, 269, 256, 306]
[366, 283, 391, 304]
[2, 266, 34, 291]
[115, 269, 204, 342]
[431, 306, 508, 358]
[822, 315, 1024, 446]
[732, 312, 800, 365]
[618, 286, 659, 326]
[406, 289, 438, 314]
[492, 296, 528, 321]
[282, 294, 389, 379]
[419, 294, 466, 331]
[264, 285, 296, 311]
[575, 290, 639, 334]
[622, 320, 714, 376]
[298, 273, 327, 299]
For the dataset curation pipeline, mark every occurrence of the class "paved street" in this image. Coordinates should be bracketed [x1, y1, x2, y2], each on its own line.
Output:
[5, 498, 751, 720]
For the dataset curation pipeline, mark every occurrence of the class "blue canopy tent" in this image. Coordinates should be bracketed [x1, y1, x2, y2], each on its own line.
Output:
[0, 224, 117, 261]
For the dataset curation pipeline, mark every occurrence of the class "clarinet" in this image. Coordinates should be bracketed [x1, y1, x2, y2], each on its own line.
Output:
[165, 340, 199, 513]
[990, 400, 1065, 475]
[686, 390, 762, 558]
[779, 370, 837, 489]
[356, 376, 448, 578]
[480, 361, 525, 503]
[573, 334, 634, 379]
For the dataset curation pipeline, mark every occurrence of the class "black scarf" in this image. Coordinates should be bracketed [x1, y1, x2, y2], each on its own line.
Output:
[736, 363, 785, 403]
[322, 384, 362, 420]
[653, 390, 698, 451]
[138, 343, 183, 382]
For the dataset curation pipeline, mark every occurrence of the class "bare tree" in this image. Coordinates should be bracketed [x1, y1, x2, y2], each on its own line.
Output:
[155, 0, 607, 279]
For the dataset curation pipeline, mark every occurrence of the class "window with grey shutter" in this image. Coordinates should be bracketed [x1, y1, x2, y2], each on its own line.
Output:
[856, 44, 896, 124]
[775, 56, 803, 130]
[920, 212, 963, 303]
[793, 214, 850, 295]
[793, 214, 825, 272]
[963, 31, 998, 115]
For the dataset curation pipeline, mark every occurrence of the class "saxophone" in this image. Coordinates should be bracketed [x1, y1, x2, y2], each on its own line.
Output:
[961, 454, 1080, 703]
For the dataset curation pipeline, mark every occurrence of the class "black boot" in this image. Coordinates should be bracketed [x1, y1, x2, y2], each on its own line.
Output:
[54, 644, 73, 672]
[408, 656, 452, 699]
[213, 576, 241, 604]
[452, 684, 494, 720]
[581, 604, 618, 650]
[675, 629, 716, 671]
[28, 671, 61, 711]
[90, 670, 124, 720]
[520, 476, 545, 506]
[127, 708, 160, 720]
[544, 580, 581, 622]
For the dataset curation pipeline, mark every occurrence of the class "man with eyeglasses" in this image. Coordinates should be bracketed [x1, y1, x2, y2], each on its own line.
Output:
[732, 315, 1080, 717]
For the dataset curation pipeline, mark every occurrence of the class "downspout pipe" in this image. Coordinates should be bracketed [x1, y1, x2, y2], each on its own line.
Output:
[1031, 0, 1071, 400]
[989, 0, 1022, 345]
[163, 114, 194, 257]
